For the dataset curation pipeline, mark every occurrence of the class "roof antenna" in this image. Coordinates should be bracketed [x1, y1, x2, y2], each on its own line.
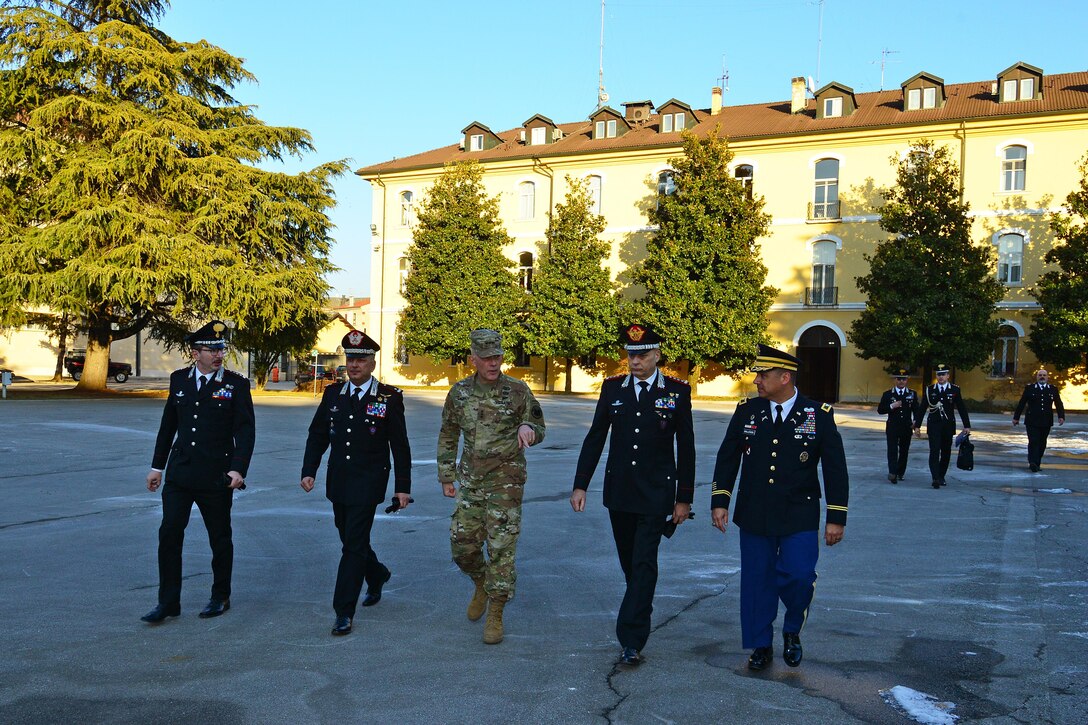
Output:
[815, 0, 824, 89]
[718, 54, 730, 93]
[597, 0, 609, 108]
[870, 48, 900, 90]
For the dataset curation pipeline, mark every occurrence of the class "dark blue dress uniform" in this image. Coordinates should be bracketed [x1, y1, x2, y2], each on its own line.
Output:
[302, 377, 412, 619]
[152, 365, 255, 608]
[914, 376, 970, 486]
[711, 393, 848, 650]
[877, 377, 918, 481]
[1013, 379, 1064, 471]
[574, 370, 696, 654]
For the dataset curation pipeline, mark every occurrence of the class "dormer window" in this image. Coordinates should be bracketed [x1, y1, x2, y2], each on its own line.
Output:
[907, 87, 938, 110]
[589, 107, 628, 140]
[823, 97, 842, 118]
[462, 122, 502, 152]
[901, 72, 946, 112]
[469, 134, 483, 151]
[661, 112, 686, 132]
[595, 119, 618, 139]
[1003, 77, 1035, 102]
[814, 83, 856, 119]
[530, 127, 545, 145]
[997, 62, 1043, 102]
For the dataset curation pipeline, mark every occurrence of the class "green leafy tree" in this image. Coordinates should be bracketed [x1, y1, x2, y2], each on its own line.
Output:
[232, 309, 326, 390]
[400, 161, 523, 373]
[1027, 152, 1088, 379]
[0, 0, 344, 390]
[524, 175, 618, 391]
[849, 140, 1005, 382]
[629, 127, 775, 392]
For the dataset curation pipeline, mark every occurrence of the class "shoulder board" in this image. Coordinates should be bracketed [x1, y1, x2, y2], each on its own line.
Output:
[378, 382, 402, 394]
[663, 375, 690, 386]
[736, 398, 748, 406]
[821, 403, 833, 412]
[222, 368, 245, 379]
[605, 373, 626, 381]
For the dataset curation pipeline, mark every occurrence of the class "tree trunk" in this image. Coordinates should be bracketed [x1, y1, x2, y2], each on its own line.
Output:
[688, 361, 701, 396]
[565, 357, 574, 393]
[51, 313, 69, 382]
[75, 317, 112, 391]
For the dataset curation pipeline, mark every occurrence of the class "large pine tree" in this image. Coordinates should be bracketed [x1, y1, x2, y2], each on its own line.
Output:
[0, 0, 344, 389]
[629, 127, 775, 391]
[524, 175, 618, 391]
[849, 140, 1005, 382]
[1027, 152, 1088, 379]
[400, 161, 523, 371]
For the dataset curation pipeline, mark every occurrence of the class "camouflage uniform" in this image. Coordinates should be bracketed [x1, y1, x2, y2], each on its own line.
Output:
[439, 373, 545, 601]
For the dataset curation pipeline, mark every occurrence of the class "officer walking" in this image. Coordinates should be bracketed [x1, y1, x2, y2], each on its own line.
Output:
[710, 344, 848, 671]
[300, 330, 412, 636]
[1012, 368, 1065, 472]
[570, 324, 695, 667]
[143, 321, 255, 623]
[913, 364, 971, 489]
[438, 329, 546, 645]
[877, 368, 918, 483]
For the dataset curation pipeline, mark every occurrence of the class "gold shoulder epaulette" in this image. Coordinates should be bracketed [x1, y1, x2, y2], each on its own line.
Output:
[821, 402, 833, 412]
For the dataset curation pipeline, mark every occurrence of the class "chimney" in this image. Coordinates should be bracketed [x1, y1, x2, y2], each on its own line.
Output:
[711, 86, 722, 116]
[791, 76, 807, 114]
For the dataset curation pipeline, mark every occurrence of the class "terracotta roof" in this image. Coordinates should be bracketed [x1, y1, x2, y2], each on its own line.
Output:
[356, 71, 1088, 177]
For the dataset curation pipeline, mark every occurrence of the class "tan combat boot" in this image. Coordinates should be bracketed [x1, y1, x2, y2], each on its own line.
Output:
[483, 599, 505, 644]
[467, 577, 487, 622]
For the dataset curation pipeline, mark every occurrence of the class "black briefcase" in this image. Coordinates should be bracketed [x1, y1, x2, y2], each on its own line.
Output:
[956, 436, 975, 471]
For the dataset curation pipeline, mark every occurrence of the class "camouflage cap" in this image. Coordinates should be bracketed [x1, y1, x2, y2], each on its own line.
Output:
[470, 328, 504, 357]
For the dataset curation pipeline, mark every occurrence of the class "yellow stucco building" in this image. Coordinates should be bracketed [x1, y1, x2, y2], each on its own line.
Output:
[359, 61, 1087, 405]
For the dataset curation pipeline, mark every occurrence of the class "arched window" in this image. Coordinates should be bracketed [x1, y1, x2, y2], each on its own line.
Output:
[734, 164, 754, 200]
[656, 171, 676, 197]
[809, 241, 837, 305]
[1002, 145, 1027, 191]
[399, 191, 414, 226]
[518, 251, 534, 292]
[518, 181, 535, 220]
[812, 159, 840, 219]
[996, 233, 1024, 286]
[991, 325, 1019, 377]
[586, 175, 603, 216]
[398, 257, 410, 295]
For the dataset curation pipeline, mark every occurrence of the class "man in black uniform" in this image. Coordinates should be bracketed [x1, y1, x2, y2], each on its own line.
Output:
[877, 368, 918, 483]
[1012, 368, 1065, 472]
[913, 363, 971, 489]
[570, 324, 695, 666]
[301, 330, 412, 636]
[143, 321, 255, 623]
[711, 344, 848, 671]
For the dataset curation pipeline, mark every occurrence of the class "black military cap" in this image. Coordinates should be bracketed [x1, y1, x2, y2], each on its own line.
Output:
[622, 324, 662, 352]
[935, 363, 951, 374]
[187, 320, 229, 350]
[891, 367, 910, 378]
[342, 329, 379, 358]
[750, 343, 800, 372]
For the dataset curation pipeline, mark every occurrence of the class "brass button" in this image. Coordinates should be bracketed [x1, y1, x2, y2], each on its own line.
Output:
[633, 444, 638, 450]
[345, 455, 350, 460]
[771, 452, 777, 458]
[772, 439, 778, 445]
[768, 478, 774, 484]
[770, 465, 776, 471]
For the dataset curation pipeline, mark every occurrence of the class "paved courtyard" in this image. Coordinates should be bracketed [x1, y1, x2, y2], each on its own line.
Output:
[1, 387, 1086, 724]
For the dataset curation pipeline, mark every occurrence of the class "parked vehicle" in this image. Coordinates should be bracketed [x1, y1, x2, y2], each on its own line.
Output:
[63, 350, 133, 383]
[295, 364, 337, 385]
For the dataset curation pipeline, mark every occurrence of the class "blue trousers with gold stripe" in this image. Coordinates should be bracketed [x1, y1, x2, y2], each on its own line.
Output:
[738, 528, 818, 650]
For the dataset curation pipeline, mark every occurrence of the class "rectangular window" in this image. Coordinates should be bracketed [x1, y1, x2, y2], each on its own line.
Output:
[675, 112, 685, 129]
[907, 88, 920, 110]
[606, 119, 617, 137]
[662, 114, 673, 133]
[594, 120, 605, 139]
[518, 183, 535, 221]
[469, 134, 483, 151]
[823, 97, 842, 118]
[923, 87, 936, 108]
[1003, 79, 1017, 101]
[1020, 77, 1034, 100]
[530, 126, 546, 145]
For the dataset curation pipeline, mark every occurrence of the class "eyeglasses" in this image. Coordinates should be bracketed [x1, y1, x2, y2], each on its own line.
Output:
[196, 348, 227, 356]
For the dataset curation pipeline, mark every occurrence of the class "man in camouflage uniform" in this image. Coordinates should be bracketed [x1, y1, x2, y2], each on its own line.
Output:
[438, 329, 546, 644]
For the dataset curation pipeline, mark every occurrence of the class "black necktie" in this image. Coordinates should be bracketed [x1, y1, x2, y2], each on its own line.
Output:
[638, 380, 649, 401]
[197, 375, 208, 391]
[353, 386, 363, 402]
[774, 404, 784, 426]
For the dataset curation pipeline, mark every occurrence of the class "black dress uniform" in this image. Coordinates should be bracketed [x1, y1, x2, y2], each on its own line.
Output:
[914, 366, 970, 487]
[301, 332, 411, 625]
[877, 371, 918, 482]
[573, 325, 695, 658]
[710, 345, 848, 660]
[1013, 375, 1064, 471]
[151, 325, 255, 613]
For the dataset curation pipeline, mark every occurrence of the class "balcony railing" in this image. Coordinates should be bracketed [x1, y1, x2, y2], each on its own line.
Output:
[805, 286, 838, 306]
[807, 200, 841, 221]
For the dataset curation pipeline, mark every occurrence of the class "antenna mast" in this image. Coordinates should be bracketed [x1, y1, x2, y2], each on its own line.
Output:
[719, 54, 729, 93]
[815, 0, 824, 88]
[597, 0, 609, 108]
[872, 47, 900, 90]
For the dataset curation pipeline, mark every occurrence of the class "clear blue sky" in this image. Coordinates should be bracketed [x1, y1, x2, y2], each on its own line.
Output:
[158, 0, 1087, 298]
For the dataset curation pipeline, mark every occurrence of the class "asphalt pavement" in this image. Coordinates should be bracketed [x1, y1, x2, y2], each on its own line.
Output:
[1, 388, 1086, 724]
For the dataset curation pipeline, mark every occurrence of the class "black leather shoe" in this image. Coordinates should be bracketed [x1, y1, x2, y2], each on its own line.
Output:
[141, 603, 180, 623]
[362, 569, 392, 607]
[198, 599, 230, 618]
[887, 473, 897, 484]
[1029, 464, 1039, 472]
[783, 632, 803, 667]
[331, 615, 352, 636]
[619, 647, 641, 666]
[897, 474, 905, 481]
[747, 646, 772, 671]
[931, 480, 940, 489]
[939, 478, 947, 486]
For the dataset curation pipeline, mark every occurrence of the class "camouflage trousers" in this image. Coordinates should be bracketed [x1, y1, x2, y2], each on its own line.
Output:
[450, 479, 525, 601]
